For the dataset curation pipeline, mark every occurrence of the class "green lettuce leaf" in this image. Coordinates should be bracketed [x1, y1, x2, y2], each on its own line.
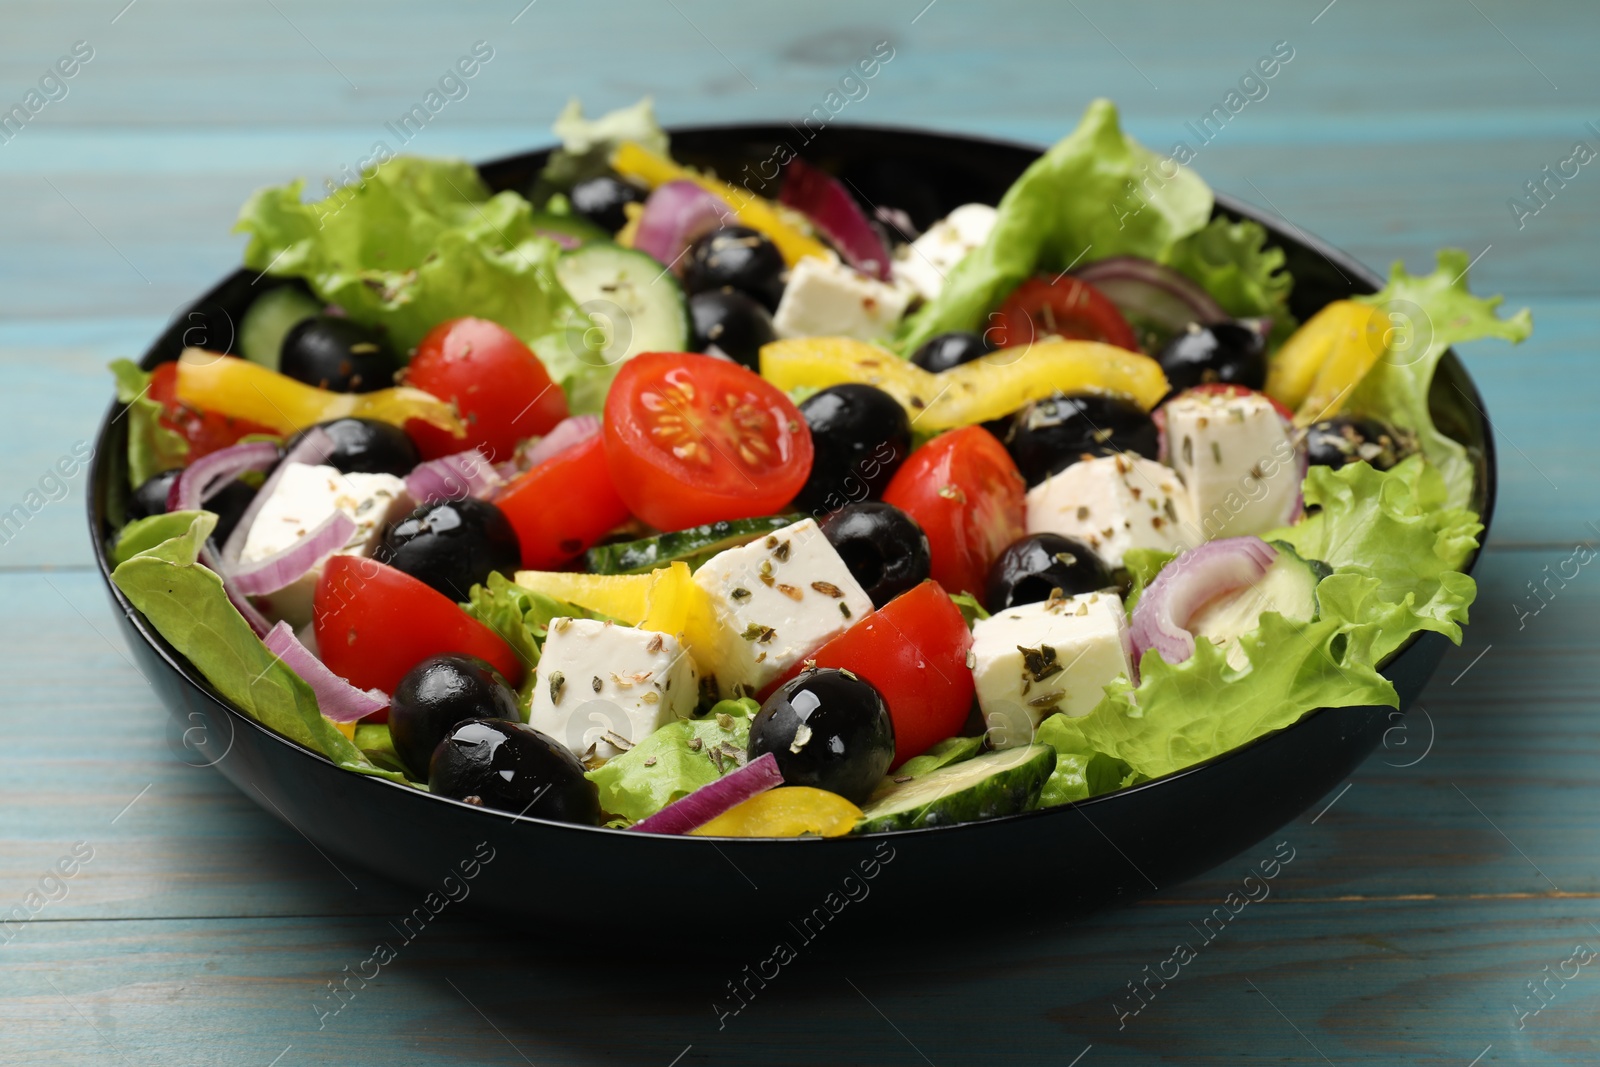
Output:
[112, 510, 208, 568]
[1164, 217, 1295, 345]
[532, 97, 669, 201]
[109, 511, 409, 783]
[1269, 456, 1481, 661]
[1035, 714, 1132, 806]
[235, 157, 608, 407]
[897, 98, 1213, 353]
[353, 723, 413, 778]
[1349, 249, 1532, 507]
[585, 697, 758, 823]
[110, 359, 186, 489]
[460, 573, 606, 715]
[1121, 547, 1176, 616]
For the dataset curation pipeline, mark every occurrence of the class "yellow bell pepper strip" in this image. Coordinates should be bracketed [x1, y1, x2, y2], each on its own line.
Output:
[610, 141, 831, 266]
[760, 336, 1171, 430]
[1264, 301, 1387, 423]
[688, 786, 863, 838]
[513, 562, 719, 672]
[175, 349, 464, 439]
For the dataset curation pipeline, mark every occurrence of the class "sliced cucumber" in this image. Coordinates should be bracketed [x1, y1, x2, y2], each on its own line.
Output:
[855, 744, 1054, 833]
[529, 210, 610, 248]
[1190, 542, 1328, 668]
[238, 284, 321, 370]
[554, 244, 689, 372]
[585, 515, 797, 575]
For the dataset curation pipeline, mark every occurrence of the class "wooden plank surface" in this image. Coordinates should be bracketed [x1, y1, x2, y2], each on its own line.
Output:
[2, 0, 1596, 1063]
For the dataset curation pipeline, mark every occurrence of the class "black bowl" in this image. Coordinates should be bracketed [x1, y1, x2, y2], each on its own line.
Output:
[88, 124, 1494, 938]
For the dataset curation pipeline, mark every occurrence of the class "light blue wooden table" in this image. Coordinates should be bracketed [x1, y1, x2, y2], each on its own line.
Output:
[2, 2, 1596, 1063]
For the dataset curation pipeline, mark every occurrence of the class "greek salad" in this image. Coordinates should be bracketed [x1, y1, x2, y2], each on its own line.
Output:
[106, 98, 1531, 837]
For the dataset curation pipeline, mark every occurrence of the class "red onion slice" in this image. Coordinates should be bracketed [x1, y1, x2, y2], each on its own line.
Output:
[263, 621, 389, 722]
[780, 157, 892, 280]
[405, 448, 505, 505]
[629, 752, 784, 835]
[519, 415, 602, 471]
[1073, 256, 1226, 334]
[167, 440, 281, 513]
[219, 427, 338, 567]
[228, 510, 356, 596]
[1129, 537, 1278, 666]
[632, 180, 733, 269]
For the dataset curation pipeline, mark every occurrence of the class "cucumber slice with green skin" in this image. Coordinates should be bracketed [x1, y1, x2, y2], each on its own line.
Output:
[1189, 542, 1329, 668]
[529, 211, 610, 248]
[585, 515, 797, 575]
[554, 244, 689, 371]
[238, 285, 321, 370]
[854, 744, 1054, 833]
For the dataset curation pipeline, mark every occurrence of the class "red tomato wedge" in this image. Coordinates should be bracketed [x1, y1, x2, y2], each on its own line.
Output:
[988, 275, 1139, 351]
[762, 581, 974, 768]
[494, 434, 631, 569]
[603, 352, 813, 531]
[882, 426, 1026, 599]
[148, 361, 281, 459]
[403, 317, 568, 461]
[313, 556, 525, 703]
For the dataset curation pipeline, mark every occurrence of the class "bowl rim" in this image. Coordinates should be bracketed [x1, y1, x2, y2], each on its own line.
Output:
[86, 121, 1497, 843]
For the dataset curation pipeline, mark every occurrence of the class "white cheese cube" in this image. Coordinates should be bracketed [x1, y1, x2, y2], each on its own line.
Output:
[1161, 390, 1300, 541]
[891, 203, 998, 303]
[692, 518, 874, 698]
[773, 255, 911, 342]
[241, 462, 412, 629]
[1025, 455, 1197, 569]
[528, 619, 699, 760]
[972, 591, 1134, 747]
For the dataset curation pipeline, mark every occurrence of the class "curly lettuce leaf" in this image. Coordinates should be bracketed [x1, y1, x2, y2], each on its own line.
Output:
[533, 97, 669, 201]
[110, 359, 186, 489]
[898, 98, 1212, 353]
[109, 511, 409, 783]
[1269, 456, 1481, 661]
[235, 157, 607, 406]
[1350, 249, 1532, 507]
[585, 698, 759, 824]
[1035, 714, 1133, 807]
[1164, 217, 1295, 345]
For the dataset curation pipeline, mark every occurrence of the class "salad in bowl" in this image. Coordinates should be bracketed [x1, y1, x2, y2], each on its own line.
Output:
[102, 98, 1530, 841]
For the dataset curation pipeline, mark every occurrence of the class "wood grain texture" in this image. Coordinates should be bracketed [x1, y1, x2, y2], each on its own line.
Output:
[1, 0, 1595, 1063]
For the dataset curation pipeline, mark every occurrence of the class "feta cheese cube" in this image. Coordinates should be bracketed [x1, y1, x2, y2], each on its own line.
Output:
[1025, 454, 1196, 569]
[529, 619, 699, 760]
[892, 203, 998, 303]
[241, 462, 412, 629]
[971, 591, 1134, 747]
[692, 518, 874, 698]
[773, 255, 910, 342]
[1161, 390, 1300, 540]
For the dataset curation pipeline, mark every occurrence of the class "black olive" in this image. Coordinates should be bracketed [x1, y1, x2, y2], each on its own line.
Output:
[792, 384, 911, 516]
[128, 469, 256, 545]
[984, 533, 1114, 614]
[688, 288, 776, 370]
[747, 668, 894, 805]
[279, 315, 400, 394]
[818, 502, 930, 609]
[682, 226, 786, 311]
[390, 655, 520, 780]
[568, 174, 646, 234]
[284, 417, 420, 477]
[1155, 322, 1267, 393]
[1000, 393, 1159, 487]
[378, 498, 520, 602]
[429, 719, 599, 823]
[909, 330, 994, 373]
[1304, 416, 1412, 472]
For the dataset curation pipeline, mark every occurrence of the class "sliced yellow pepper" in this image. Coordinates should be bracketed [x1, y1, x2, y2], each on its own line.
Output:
[175, 349, 463, 438]
[689, 786, 863, 838]
[1264, 301, 1387, 423]
[330, 718, 357, 741]
[513, 562, 718, 672]
[611, 141, 830, 266]
[760, 336, 1171, 430]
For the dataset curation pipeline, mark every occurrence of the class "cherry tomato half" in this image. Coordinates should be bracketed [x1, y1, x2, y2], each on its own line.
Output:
[148, 361, 280, 459]
[988, 275, 1139, 351]
[494, 434, 631, 569]
[313, 556, 525, 703]
[882, 426, 1026, 599]
[603, 352, 813, 531]
[762, 581, 974, 768]
[403, 317, 568, 462]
